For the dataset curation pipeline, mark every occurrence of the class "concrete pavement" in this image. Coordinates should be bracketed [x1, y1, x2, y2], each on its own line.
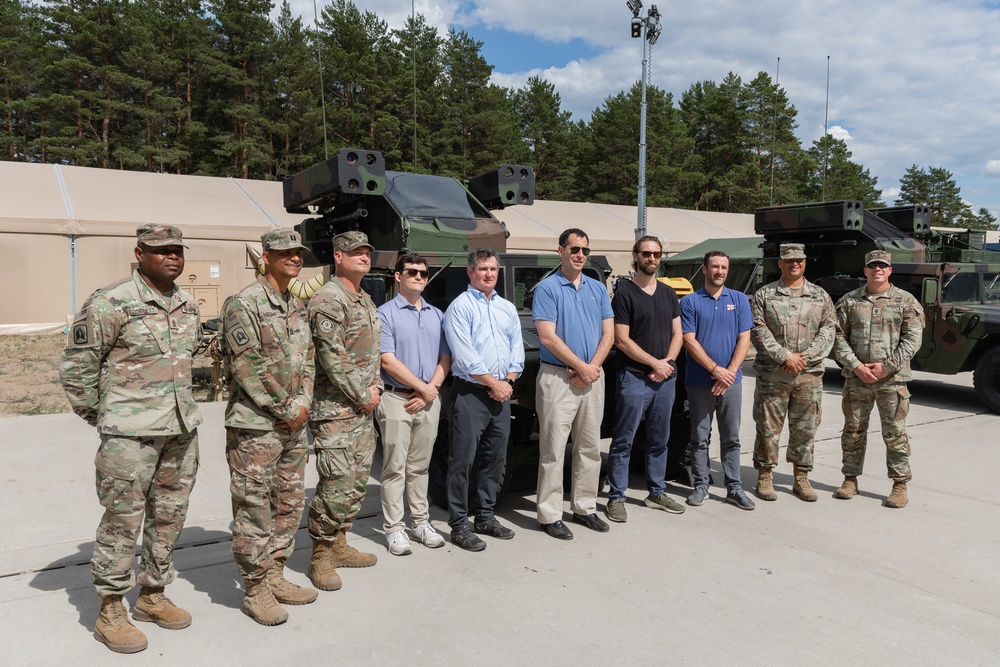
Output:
[1, 364, 999, 665]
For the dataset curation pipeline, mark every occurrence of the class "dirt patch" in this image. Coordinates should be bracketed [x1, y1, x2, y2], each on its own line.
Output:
[0, 333, 221, 418]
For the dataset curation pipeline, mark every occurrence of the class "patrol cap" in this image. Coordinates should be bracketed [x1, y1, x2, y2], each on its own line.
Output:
[136, 224, 187, 248]
[333, 230, 374, 253]
[779, 243, 806, 260]
[865, 250, 892, 266]
[261, 228, 306, 252]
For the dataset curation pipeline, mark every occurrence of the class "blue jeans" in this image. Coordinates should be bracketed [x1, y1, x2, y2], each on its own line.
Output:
[687, 383, 744, 492]
[607, 370, 676, 500]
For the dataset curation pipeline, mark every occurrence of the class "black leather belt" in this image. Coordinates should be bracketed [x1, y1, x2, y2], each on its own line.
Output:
[454, 377, 490, 391]
[541, 361, 568, 369]
[383, 385, 414, 395]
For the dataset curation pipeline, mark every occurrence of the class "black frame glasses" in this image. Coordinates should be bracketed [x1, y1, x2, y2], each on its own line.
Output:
[866, 262, 890, 270]
[639, 250, 663, 259]
[400, 268, 429, 278]
[563, 245, 591, 256]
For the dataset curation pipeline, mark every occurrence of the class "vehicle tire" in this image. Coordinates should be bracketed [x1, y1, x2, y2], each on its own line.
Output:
[973, 345, 1000, 414]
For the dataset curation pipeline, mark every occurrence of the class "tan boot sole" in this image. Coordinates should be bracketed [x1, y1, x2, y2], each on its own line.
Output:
[94, 630, 147, 654]
[133, 609, 192, 630]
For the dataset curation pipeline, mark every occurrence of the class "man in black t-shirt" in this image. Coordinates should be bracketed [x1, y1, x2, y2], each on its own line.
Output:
[605, 235, 686, 523]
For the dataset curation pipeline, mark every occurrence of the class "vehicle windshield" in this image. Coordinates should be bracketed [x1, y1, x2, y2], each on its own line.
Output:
[384, 172, 491, 219]
[941, 271, 980, 303]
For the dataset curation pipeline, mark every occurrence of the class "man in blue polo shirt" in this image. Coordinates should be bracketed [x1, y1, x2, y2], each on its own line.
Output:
[376, 253, 451, 556]
[680, 250, 755, 510]
[532, 228, 615, 540]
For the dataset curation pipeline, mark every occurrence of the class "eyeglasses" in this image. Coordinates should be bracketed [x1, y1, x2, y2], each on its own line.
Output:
[563, 245, 591, 256]
[639, 251, 663, 259]
[866, 262, 890, 270]
[401, 268, 429, 278]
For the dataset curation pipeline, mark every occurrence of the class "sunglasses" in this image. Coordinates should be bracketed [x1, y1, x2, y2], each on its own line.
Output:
[400, 268, 429, 278]
[866, 262, 890, 270]
[563, 245, 591, 256]
[639, 251, 663, 259]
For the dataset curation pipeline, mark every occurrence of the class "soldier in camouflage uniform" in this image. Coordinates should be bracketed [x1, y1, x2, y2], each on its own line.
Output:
[306, 230, 383, 591]
[751, 243, 836, 502]
[833, 250, 924, 508]
[60, 224, 201, 654]
[221, 228, 316, 626]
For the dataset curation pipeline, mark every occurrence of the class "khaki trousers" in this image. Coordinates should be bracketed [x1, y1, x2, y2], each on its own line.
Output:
[535, 364, 605, 524]
[375, 391, 442, 533]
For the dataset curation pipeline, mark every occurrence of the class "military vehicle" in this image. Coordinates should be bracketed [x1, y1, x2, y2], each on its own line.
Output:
[283, 149, 619, 497]
[663, 200, 1000, 413]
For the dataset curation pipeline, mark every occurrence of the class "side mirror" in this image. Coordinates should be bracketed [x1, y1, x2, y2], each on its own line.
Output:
[921, 277, 939, 306]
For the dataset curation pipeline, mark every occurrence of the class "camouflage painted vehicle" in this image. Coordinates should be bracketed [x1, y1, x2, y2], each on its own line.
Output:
[283, 149, 615, 494]
[664, 200, 1000, 413]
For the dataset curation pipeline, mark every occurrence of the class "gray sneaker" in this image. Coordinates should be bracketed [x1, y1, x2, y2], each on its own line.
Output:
[686, 486, 709, 506]
[606, 499, 628, 523]
[645, 493, 686, 514]
[725, 489, 756, 511]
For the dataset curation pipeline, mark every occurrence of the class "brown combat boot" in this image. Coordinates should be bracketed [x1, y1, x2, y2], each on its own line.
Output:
[792, 466, 818, 502]
[267, 559, 318, 605]
[242, 579, 288, 626]
[884, 481, 908, 508]
[755, 468, 778, 501]
[94, 595, 148, 654]
[834, 476, 859, 500]
[307, 539, 343, 591]
[133, 586, 192, 629]
[329, 528, 377, 568]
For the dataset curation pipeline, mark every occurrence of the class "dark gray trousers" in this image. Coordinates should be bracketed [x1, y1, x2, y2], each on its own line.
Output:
[446, 382, 510, 531]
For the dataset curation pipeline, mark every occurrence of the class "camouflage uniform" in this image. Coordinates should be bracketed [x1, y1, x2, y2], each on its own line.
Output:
[307, 269, 383, 541]
[222, 268, 314, 583]
[60, 230, 201, 599]
[751, 277, 836, 470]
[835, 283, 924, 481]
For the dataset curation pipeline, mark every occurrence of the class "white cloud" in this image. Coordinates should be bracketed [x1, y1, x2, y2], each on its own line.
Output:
[827, 125, 852, 142]
[985, 160, 1000, 177]
[882, 187, 901, 201]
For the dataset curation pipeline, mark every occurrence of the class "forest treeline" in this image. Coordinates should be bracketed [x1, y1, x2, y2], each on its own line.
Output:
[1, 0, 994, 228]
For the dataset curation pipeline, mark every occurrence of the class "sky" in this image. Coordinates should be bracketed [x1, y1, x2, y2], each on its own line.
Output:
[283, 0, 1000, 215]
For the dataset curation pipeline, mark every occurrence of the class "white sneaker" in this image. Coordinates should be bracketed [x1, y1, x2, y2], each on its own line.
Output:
[386, 529, 412, 556]
[411, 523, 445, 548]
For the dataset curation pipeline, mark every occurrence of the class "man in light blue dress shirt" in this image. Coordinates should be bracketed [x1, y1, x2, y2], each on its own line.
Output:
[443, 248, 524, 552]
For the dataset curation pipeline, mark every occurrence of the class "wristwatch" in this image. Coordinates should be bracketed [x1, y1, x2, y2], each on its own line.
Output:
[503, 378, 515, 387]
[667, 359, 677, 370]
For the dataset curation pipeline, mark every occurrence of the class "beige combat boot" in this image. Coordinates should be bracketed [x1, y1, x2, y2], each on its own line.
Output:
[133, 586, 192, 629]
[242, 579, 288, 626]
[884, 481, 908, 508]
[792, 466, 818, 502]
[329, 528, 377, 568]
[755, 468, 778, 501]
[833, 476, 858, 500]
[94, 595, 148, 654]
[307, 538, 343, 591]
[267, 559, 318, 605]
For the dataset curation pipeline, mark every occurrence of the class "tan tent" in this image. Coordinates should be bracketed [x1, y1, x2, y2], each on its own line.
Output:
[0, 162, 314, 333]
[0, 162, 756, 331]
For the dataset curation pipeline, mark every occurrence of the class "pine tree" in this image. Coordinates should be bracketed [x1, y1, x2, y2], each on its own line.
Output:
[511, 76, 577, 200]
[206, 0, 275, 178]
[803, 134, 881, 207]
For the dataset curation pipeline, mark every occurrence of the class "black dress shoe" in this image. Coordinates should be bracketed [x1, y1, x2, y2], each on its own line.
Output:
[541, 520, 574, 540]
[572, 512, 610, 533]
